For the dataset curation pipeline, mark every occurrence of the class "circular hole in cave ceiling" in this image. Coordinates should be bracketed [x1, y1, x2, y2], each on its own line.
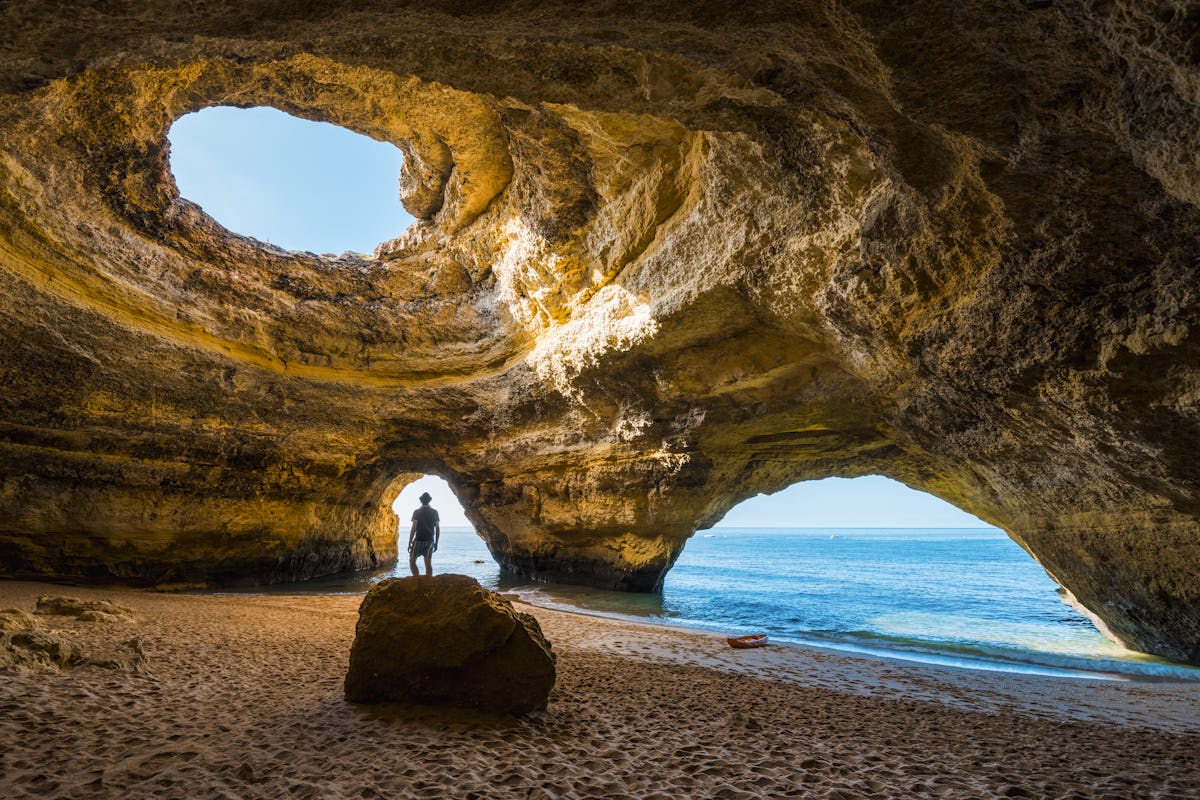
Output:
[168, 106, 414, 256]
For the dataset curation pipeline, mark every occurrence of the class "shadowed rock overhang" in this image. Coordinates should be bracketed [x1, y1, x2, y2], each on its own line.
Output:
[0, 1, 1198, 663]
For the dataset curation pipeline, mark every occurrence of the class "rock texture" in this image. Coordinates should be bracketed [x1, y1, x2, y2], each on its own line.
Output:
[344, 574, 555, 713]
[1, 601, 146, 673]
[0, 2, 1197, 661]
[35, 595, 136, 622]
[2, 606, 81, 672]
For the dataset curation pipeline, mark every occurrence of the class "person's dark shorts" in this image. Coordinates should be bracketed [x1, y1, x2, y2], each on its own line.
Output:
[410, 540, 435, 558]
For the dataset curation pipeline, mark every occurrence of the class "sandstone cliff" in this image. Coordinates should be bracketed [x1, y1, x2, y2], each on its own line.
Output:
[0, 1, 1197, 662]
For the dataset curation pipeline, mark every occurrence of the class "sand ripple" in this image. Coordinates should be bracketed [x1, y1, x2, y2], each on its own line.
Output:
[0, 582, 1197, 799]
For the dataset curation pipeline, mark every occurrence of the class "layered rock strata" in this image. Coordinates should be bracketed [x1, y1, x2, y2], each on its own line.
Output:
[0, 2, 1198, 662]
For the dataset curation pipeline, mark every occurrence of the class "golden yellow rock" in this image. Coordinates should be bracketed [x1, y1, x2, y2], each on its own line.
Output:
[0, 2, 1198, 663]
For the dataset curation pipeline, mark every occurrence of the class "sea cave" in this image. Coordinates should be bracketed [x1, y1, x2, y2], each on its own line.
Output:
[0, 0, 1198, 672]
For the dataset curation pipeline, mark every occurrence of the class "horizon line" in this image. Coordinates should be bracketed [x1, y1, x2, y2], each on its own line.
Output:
[432, 524, 1001, 531]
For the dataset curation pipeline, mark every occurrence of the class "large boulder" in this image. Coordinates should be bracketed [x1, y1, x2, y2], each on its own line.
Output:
[344, 574, 555, 714]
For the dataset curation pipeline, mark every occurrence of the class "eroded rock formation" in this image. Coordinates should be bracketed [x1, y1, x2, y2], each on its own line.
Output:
[1, 598, 145, 673]
[0, 2, 1198, 661]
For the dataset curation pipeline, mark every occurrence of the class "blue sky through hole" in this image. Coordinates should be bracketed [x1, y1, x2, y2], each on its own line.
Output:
[168, 106, 413, 254]
[170, 106, 995, 531]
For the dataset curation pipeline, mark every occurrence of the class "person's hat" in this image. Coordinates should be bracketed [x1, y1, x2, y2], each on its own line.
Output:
[419, 492, 432, 503]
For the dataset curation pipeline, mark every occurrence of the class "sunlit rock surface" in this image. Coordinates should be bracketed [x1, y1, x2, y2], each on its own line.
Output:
[0, 2, 1198, 662]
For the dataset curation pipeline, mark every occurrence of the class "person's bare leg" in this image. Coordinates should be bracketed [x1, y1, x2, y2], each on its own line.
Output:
[424, 554, 433, 576]
[409, 555, 419, 576]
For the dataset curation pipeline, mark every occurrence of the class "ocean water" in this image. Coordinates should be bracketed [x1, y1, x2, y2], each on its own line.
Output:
[298, 526, 1200, 681]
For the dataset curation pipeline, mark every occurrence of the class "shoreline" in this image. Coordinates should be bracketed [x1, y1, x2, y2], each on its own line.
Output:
[220, 561, 1200, 686]
[3, 579, 1199, 798]
[507, 587, 1145, 684]
[445, 526, 1200, 685]
[506, 589, 1133, 685]
[499, 591, 1200, 732]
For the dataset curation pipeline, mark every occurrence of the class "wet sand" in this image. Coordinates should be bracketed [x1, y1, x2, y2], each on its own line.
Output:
[1, 580, 1198, 799]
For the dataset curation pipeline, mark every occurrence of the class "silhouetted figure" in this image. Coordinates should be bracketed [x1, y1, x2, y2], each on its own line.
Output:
[408, 491, 440, 576]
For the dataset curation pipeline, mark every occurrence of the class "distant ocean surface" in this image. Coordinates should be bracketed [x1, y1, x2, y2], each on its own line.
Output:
[291, 526, 1200, 682]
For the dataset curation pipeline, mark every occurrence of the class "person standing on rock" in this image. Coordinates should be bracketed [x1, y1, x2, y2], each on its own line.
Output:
[408, 491, 440, 576]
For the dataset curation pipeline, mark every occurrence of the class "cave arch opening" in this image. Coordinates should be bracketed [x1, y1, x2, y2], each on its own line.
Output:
[389, 474, 499, 581]
[391, 474, 472, 533]
[167, 105, 413, 255]
[673, 475, 1130, 673]
[711, 475, 993, 529]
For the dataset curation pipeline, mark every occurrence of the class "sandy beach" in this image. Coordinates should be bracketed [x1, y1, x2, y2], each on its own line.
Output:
[2, 580, 1198, 800]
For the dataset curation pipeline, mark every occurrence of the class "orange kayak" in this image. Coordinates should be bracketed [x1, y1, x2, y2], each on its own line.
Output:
[726, 633, 769, 649]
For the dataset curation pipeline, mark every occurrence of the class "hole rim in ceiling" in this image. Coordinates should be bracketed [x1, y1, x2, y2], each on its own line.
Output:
[166, 104, 414, 257]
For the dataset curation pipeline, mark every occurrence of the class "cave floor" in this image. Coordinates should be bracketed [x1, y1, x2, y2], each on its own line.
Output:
[1, 581, 1198, 799]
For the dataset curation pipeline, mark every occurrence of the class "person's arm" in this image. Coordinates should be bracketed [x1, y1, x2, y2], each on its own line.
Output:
[408, 519, 417, 550]
[433, 520, 440, 551]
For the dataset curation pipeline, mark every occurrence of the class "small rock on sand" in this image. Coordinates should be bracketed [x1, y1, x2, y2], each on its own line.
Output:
[1, 606, 83, 673]
[0, 607, 40, 632]
[36, 595, 136, 621]
[3, 601, 147, 674]
[1, 628, 84, 673]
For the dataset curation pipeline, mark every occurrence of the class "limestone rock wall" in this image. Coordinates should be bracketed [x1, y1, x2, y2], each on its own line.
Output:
[0, 1, 1198, 661]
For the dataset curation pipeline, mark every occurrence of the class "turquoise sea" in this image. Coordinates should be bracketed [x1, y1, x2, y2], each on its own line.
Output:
[297, 526, 1200, 682]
